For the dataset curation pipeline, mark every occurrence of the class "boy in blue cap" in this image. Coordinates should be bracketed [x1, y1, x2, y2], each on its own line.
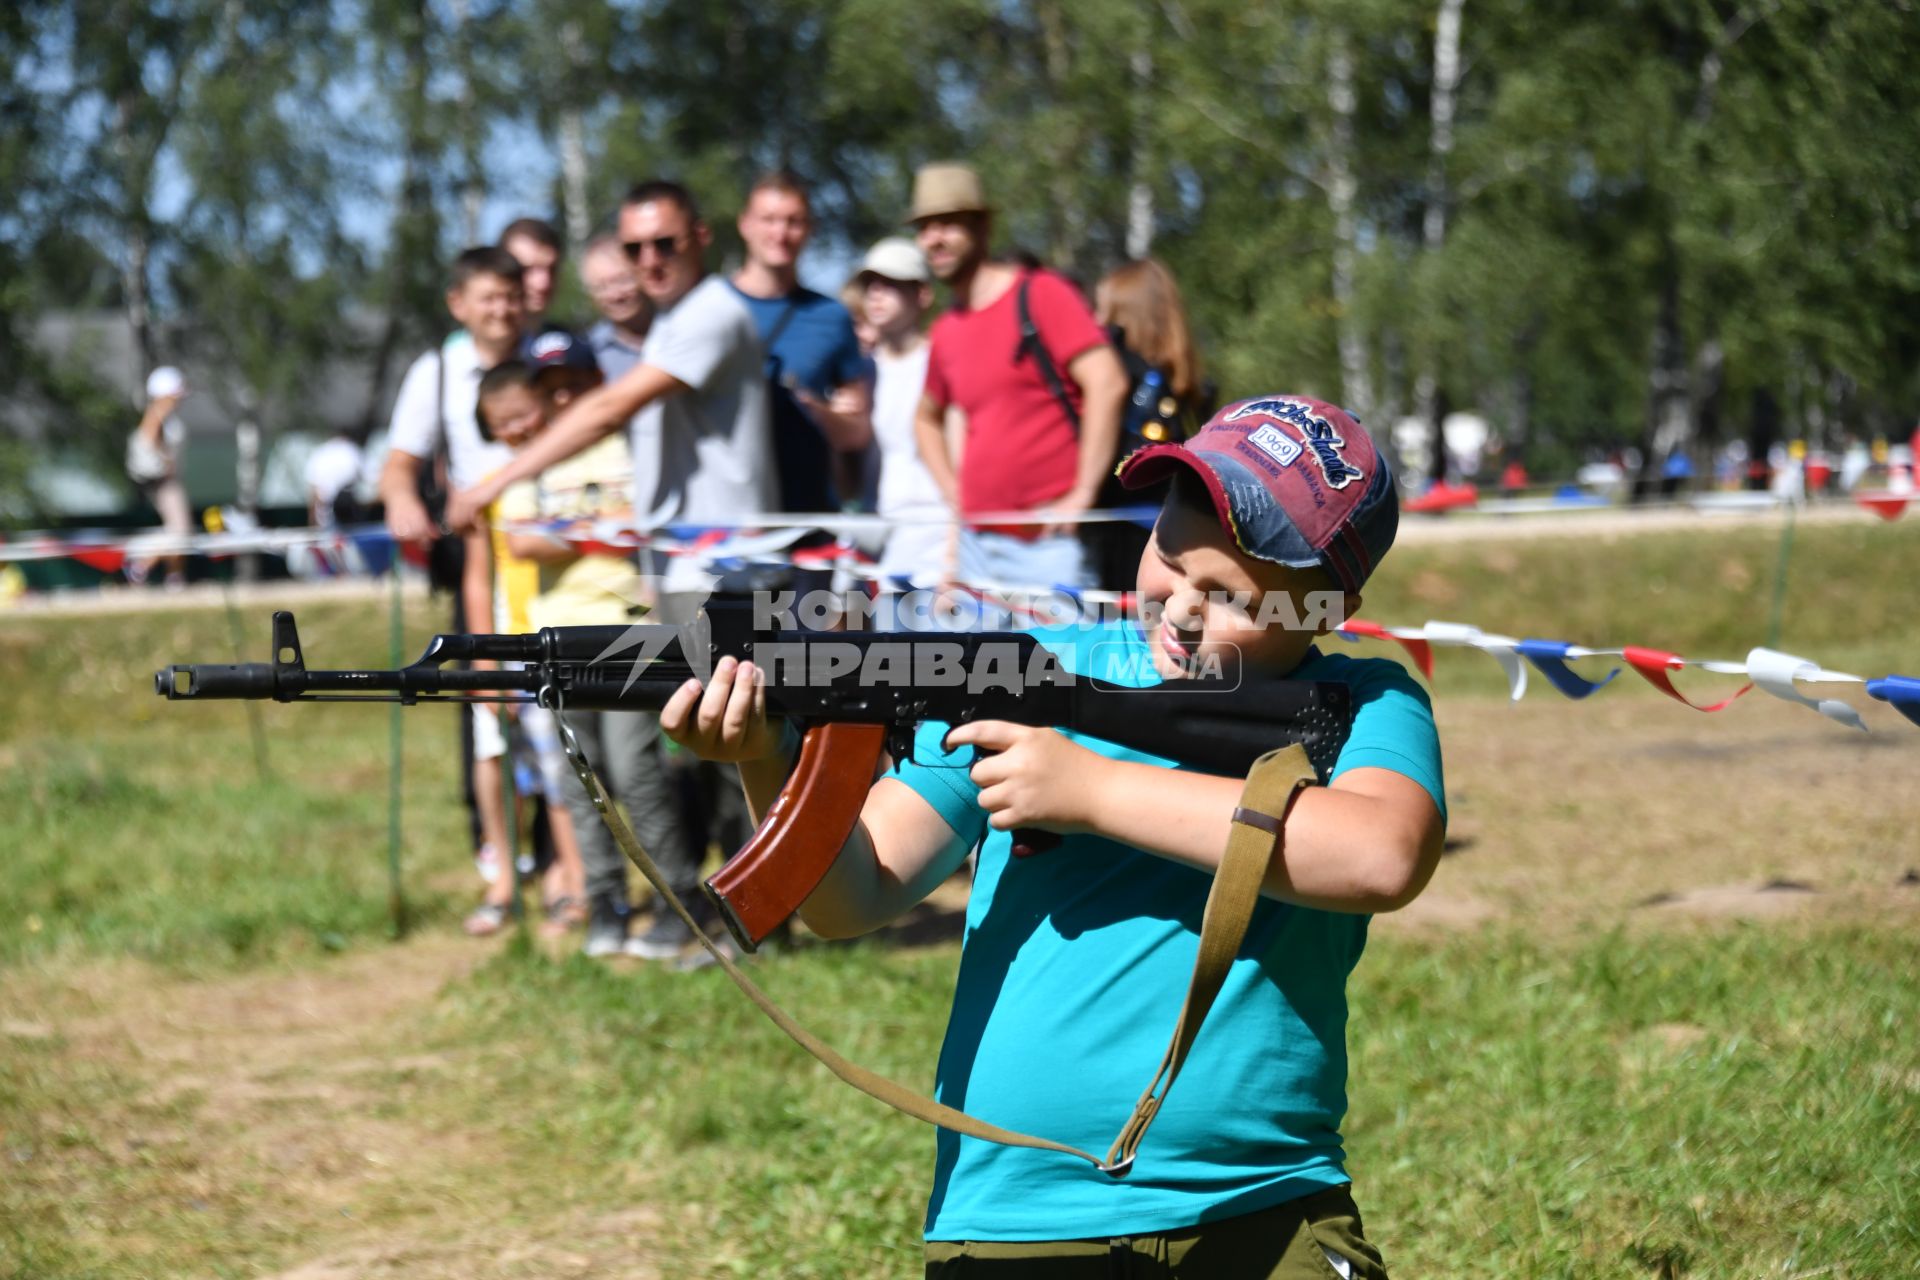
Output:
[663, 395, 1445, 1277]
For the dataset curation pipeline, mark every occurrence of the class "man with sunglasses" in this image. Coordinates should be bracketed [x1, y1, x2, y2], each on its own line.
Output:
[448, 179, 774, 537]
[446, 180, 773, 961]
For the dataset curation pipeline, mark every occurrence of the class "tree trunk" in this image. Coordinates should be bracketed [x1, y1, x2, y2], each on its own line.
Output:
[1644, 251, 1691, 492]
[451, 0, 483, 245]
[1124, 39, 1154, 260]
[112, 91, 156, 388]
[558, 22, 591, 249]
[1413, 0, 1464, 436]
[1693, 331, 1725, 451]
[360, 0, 434, 437]
[1325, 30, 1374, 424]
[1036, 0, 1085, 272]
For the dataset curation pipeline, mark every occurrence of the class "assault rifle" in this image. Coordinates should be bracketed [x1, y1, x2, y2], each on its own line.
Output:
[156, 590, 1353, 952]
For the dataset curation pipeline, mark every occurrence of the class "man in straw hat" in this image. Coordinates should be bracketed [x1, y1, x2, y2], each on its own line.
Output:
[908, 162, 1129, 592]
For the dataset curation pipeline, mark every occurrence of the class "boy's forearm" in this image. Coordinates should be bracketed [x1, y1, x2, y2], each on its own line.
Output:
[1080, 759, 1439, 913]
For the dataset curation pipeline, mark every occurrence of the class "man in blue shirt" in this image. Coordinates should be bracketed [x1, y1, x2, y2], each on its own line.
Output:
[728, 171, 873, 512]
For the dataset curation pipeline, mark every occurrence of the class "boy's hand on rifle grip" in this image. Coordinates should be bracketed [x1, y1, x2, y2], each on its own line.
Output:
[660, 656, 791, 764]
[946, 720, 1100, 838]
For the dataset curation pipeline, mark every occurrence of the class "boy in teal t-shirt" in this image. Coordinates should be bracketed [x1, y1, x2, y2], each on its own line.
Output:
[663, 396, 1444, 1278]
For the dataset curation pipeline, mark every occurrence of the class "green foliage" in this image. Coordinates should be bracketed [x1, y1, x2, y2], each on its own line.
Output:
[6, 1, 1920, 497]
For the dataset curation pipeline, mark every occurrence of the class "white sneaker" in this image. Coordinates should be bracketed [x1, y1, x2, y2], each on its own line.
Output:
[583, 928, 628, 959]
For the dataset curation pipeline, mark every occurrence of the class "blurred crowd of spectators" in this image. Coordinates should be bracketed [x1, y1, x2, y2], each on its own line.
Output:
[336, 162, 1209, 960]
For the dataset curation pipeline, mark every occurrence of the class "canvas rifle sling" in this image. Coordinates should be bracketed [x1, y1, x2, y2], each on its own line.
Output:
[554, 708, 1317, 1178]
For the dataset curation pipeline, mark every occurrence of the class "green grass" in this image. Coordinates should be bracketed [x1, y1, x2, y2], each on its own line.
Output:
[1, 517, 1917, 1277]
[0, 597, 471, 969]
[416, 922, 1917, 1278]
[10, 922, 1909, 1277]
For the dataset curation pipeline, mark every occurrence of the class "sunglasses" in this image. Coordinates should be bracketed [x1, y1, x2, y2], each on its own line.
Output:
[621, 235, 688, 262]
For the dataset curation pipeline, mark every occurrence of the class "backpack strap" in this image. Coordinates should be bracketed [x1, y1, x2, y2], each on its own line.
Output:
[554, 704, 1319, 1178]
[1014, 274, 1082, 430]
[764, 297, 801, 359]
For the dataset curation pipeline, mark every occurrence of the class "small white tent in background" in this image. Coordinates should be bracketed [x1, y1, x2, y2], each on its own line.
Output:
[1392, 411, 1491, 486]
[1441, 412, 1490, 480]
[1391, 416, 1433, 489]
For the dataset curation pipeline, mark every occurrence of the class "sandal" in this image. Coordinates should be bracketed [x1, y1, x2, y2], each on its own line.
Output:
[463, 900, 515, 937]
[539, 895, 588, 938]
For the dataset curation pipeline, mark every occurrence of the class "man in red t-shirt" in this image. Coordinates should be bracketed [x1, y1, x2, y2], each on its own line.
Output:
[910, 163, 1129, 591]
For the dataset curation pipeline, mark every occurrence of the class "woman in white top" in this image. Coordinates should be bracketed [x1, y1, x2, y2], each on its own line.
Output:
[854, 238, 955, 587]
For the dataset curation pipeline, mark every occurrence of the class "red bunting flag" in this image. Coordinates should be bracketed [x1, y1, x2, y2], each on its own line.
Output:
[1339, 618, 1435, 680]
[1854, 492, 1912, 522]
[68, 546, 128, 574]
[1621, 645, 1752, 712]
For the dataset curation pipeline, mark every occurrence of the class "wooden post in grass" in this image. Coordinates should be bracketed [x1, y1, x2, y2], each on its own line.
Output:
[386, 565, 411, 939]
[220, 573, 273, 784]
[500, 702, 524, 926]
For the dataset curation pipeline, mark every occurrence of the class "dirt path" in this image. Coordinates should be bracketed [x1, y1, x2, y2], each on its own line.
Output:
[6, 935, 667, 1279]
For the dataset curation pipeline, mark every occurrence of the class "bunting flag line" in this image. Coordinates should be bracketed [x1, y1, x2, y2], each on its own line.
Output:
[1513, 640, 1620, 700]
[1867, 677, 1920, 727]
[1852, 491, 1914, 522]
[1620, 646, 1754, 712]
[1334, 619, 1435, 679]
[4, 513, 1913, 736]
[1744, 648, 1868, 732]
[1417, 621, 1529, 701]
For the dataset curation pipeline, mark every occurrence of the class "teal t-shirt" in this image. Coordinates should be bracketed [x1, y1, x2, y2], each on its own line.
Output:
[890, 619, 1446, 1242]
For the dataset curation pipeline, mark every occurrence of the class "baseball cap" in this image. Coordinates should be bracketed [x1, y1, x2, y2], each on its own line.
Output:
[1116, 395, 1398, 593]
[523, 329, 600, 379]
[145, 366, 187, 400]
[855, 237, 930, 285]
[909, 162, 990, 222]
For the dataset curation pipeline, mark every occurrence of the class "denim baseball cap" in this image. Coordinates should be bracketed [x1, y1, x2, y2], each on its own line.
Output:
[524, 328, 601, 378]
[1115, 395, 1398, 592]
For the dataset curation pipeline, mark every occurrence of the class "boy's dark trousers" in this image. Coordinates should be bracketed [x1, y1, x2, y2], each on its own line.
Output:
[923, 1184, 1386, 1280]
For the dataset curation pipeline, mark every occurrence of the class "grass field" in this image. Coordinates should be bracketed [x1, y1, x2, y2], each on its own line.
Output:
[2, 514, 1917, 1278]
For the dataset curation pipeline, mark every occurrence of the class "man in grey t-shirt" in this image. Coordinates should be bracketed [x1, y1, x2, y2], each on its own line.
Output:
[633, 271, 773, 524]
[447, 180, 772, 531]
[446, 180, 769, 963]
